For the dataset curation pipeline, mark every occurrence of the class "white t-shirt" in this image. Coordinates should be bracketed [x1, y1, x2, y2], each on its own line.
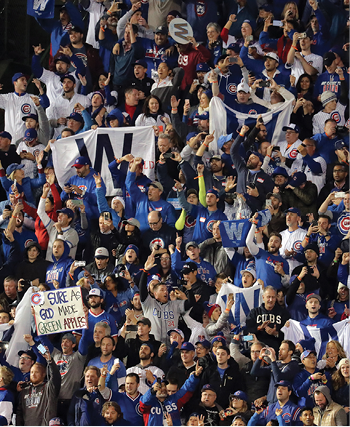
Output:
[286, 53, 323, 84]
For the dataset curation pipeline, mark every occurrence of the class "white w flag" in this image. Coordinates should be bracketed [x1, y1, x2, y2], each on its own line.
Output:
[51, 126, 156, 196]
[5, 288, 32, 366]
[281, 319, 350, 359]
[216, 282, 263, 325]
[209, 95, 294, 151]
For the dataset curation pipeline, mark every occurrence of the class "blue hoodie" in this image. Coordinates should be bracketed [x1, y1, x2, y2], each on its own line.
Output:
[46, 240, 74, 289]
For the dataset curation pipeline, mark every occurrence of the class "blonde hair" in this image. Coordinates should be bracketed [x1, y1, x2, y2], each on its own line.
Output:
[323, 340, 347, 360]
[0, 366, 14, 386]
[282, 2, 299, 20]
[8, 170, 16, 181]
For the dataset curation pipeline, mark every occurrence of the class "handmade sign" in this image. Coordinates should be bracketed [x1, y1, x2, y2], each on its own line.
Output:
[31, 287, 87, 335]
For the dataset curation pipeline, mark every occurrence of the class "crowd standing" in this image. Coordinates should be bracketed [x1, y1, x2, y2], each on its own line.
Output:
[0, 0, 349, 425]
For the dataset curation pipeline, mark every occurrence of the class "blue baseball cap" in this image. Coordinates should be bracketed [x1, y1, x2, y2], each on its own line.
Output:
[154, 25, 168, 35]
[290, 171, 306, 187]
[186, 131, 197, 141]
[180, 342, 195, 351]
[196, 63, 210, 72]
[300, 349, 317, 361]
[72, 156, 90, 168]
[335, 140, 346, 150]
[230, 390, 249, 402]
[226, 43, 241, 53]
[12, 72, 26, 83]
[207, 188, 219, 198]
[23, 128, 37, 142]
[272, 166, 289, 178]
[0, 131, 12, 141]
[54, 55, 71, 65]
[249, 151, 264, 163]
[243, 19, 256, 31]
[22, 113, 38, 122]
[274, 380, 292, 390]
[6, 163, 24, 176]
[259, 3, 273, 12]
[147, 274, 161, 286]
[60, 74, 75, 84]
[57, 207, 74, 220]
[285, 207, 301, 216]
[282, 123, 300, 133]
[67, 112, 84, 123]
[195, 339, 211, 349]
[132, 59, 148, 68]
[217, 133, 233, 150]
[197, 111, 209, 120]
[201, 384, 217, 393]
[140, 342, 154, 353]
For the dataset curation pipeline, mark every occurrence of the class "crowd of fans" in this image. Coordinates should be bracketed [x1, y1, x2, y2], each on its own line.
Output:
[0, 0, 348, 425]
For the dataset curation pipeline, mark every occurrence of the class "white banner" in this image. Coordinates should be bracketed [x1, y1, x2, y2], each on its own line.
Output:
[216, 282, 263, 325]
[51, 126, 156, 196]
[31, 287, 87, 336]
[281, 319, 350, 359]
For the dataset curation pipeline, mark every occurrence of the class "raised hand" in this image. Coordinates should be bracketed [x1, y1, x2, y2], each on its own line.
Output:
[59, 45, 72, 57]
[33, 44, 45, 55]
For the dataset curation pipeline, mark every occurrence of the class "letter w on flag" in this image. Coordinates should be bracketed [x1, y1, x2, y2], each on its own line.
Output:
[27, 0, 55, 19]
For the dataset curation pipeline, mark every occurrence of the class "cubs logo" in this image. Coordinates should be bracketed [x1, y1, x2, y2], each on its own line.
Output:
[292, 240, 302, 252]
[31, 293, 44, 305]
[150, 238, 164, 250]
[33, 149, 40, 157]
[289, 149, 298, 159]
[24, 239, 35, 248]
[135, 402, 142, 416]
[195, 1, 207, 17]
[337, 213, 350, 235]
[331, 111, 341, 123]
[227, 84, 237, 94]
[56, 359, 69, 376]
[21, 104, 31, 114]
[248, 109, 258, 115]
[185, 216, 196, 228]
[206, 219, 216, 232]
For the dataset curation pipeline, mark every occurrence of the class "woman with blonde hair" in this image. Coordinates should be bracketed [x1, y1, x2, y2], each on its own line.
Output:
[322, 340, 347, 374]
[0, 365, 15, 424]
[281, 2, 299, 20]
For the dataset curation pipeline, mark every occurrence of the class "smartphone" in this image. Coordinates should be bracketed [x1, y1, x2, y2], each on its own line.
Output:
[243, 335, 254, 341]
[4, 205, 11, 211]
[70, 200, 83, 206]
[163, 153, 174, 159]
[272, 146, 280, 152]
[266, 199, 272, 207]
[184, 99, 190, 106]
[18, 199, 22, 204]
[126, 324, 137, 332]
[335, 192, 346, 198]
[265, 348, 271, 356]
[298, 32, 307, 39]
[259, 80, 271, 88]
[115, 358, 120, 364]
[229, 56, 238, 64]
[272, 20, 283, 26]
[37, 343, 47, 355]
[311, 220, 318, 227]
[213, 67, 221, 75]
[75, 260, 86, 267]
[246, 35, 253, 42]
[104, 211, 111, 221]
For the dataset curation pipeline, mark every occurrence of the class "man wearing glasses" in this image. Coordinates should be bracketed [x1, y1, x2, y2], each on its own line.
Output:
[274, 124, 303, 175]
[142, 210, 176, 258]
[0, 349, 36, 385]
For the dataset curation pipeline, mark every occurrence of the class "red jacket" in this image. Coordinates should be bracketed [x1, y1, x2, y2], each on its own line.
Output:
[23, 183, 62, 250]
[178, 44, 211, 90]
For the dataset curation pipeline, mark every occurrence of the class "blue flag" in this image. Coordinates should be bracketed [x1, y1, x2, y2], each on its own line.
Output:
[27, 0, 55, 19]
[219, 219, 251, 248]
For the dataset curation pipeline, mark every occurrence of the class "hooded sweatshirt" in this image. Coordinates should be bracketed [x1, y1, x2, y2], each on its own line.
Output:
[312, 385, 347, 426]
[46, 240, 74, 289]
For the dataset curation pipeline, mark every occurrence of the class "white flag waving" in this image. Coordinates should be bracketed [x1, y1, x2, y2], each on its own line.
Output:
[216, 282, 263, 326]
[51, 126, 156, 196]
[281, 319, 350, 359]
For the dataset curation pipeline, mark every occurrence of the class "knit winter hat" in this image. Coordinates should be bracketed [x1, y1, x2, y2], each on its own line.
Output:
[321, 91, 337, 107]
[204, 302, 221, 318]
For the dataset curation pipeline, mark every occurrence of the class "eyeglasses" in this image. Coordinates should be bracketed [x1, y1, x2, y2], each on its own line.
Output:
[19, 356, 32, 361]
[149, 219, 160, 226]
